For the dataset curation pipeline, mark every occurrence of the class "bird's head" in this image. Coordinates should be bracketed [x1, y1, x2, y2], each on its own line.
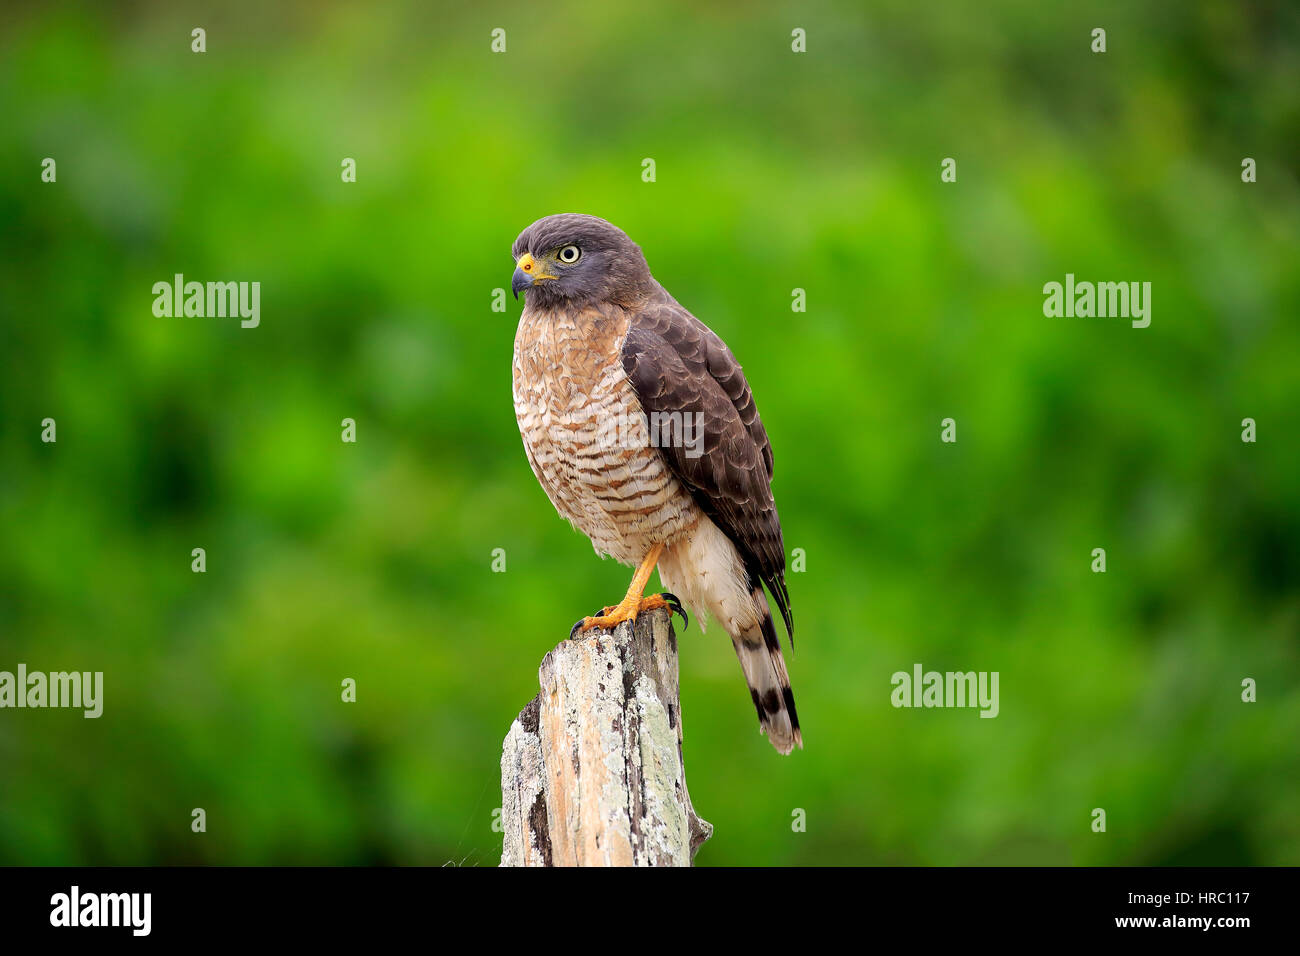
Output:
[511, 214, 654, 308]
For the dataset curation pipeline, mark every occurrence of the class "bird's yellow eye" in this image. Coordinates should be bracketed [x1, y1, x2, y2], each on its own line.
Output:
[557, 244, 581, 264]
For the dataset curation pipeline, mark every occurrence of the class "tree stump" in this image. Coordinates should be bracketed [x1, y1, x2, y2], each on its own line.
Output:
[499, 607, 712, 866]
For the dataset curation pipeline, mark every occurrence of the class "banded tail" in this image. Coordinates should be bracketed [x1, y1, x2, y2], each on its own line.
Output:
[733, 584, 802, 755]
[657, 522, 802, 755]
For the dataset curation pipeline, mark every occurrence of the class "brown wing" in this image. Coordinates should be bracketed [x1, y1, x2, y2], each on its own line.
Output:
[621, 298, 793, 640]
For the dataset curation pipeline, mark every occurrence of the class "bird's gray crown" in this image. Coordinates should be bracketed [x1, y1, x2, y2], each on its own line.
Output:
[512, 214, 633, 259]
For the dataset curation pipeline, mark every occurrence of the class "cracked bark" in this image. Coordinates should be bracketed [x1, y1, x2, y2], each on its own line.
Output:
[499, 607, 712, 866]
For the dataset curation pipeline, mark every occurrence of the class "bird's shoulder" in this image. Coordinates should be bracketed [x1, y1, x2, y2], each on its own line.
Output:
[621, 292, 774, 479]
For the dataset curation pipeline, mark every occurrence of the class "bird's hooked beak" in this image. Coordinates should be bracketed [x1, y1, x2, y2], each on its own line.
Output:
[512, 252, 556, 299]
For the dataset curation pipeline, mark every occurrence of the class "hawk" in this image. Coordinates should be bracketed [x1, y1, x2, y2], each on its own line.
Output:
[510, 214, 801, 754]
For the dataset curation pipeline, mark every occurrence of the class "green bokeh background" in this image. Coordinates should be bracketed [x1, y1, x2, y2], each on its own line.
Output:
[1, 1, 1297, 866]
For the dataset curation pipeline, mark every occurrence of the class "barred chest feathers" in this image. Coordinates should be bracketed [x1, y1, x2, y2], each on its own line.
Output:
[512, 303, 699, 566]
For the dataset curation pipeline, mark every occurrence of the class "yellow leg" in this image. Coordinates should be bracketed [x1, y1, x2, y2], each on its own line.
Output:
[573, 543, 683, 635]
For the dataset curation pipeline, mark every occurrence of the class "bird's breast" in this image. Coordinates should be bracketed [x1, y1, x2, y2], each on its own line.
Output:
[512, 304, 698, 564]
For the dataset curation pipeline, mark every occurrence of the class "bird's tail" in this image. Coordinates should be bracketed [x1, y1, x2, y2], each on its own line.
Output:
[732, 585, 802, 755]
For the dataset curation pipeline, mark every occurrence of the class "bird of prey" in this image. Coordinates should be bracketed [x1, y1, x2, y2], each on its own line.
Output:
[509, 214, 801, 754]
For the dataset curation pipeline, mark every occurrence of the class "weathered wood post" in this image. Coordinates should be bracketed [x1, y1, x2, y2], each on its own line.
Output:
[499, 607, 712, 866]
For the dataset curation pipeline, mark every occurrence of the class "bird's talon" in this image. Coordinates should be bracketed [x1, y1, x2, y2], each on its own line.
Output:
[570, 591, 688, 639]
[660, 592, 689, 630]
[635, 592, 689, 630]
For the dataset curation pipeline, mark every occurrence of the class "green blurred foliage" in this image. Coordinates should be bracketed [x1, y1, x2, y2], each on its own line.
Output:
[1, 0, 1298, 866]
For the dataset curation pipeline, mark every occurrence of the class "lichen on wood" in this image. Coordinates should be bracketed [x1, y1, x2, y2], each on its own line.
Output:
[500, 607, 712, 866]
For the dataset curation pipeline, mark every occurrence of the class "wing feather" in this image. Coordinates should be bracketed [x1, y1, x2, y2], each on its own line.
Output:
[621, 300, 793, 641]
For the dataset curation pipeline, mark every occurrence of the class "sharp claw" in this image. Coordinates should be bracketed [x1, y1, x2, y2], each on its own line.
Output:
[574, 594, 687, 640]
[660, 592, 688, 630]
